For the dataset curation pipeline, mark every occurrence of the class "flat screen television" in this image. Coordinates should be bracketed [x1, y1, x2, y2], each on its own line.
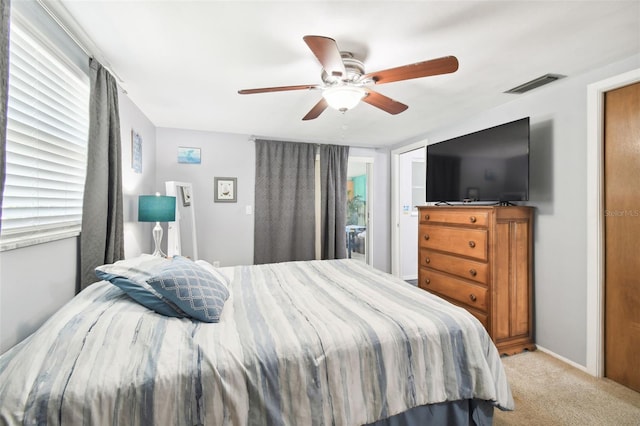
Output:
[426, 117, 530, 204]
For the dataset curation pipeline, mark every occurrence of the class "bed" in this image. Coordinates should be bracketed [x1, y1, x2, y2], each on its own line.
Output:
[0, 256, 513, 425]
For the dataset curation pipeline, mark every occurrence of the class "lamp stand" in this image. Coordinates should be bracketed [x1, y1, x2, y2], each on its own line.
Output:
[151, 221, 166, 257]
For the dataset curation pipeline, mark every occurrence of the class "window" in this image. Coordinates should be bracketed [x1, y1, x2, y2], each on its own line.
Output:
[0, 13, 90, 251]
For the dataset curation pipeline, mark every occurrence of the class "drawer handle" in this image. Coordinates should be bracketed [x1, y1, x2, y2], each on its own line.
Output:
[425, 257, 431, 264]
[469, 269, 477, 277]
[468, 241, 476, 248]
[424, 214, 430, 220]
[469, 294, 477, 302]
[424, 278, 431, 285]
[424, 234, 430, 240]
[469, 216, 477, 223]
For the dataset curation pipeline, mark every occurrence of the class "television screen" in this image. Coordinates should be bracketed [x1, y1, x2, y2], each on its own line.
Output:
[426, 117, 530, 203]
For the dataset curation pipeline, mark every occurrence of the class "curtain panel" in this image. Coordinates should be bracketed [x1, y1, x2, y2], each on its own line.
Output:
[0, 0, 9, 232]
[254, 140, 316, 264]
[79, 58, 124, 290]
[320, 144, 349, 259]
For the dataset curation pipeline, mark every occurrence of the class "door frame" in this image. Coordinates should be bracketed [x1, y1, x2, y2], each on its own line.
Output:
[586, 68, 640, 377]
[348, 156, 374, 265]
[391, 140, 428, 277]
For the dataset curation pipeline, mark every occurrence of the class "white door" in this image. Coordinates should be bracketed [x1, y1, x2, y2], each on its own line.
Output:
[398, 148, 425, 280]
[391, 141, 427, 278]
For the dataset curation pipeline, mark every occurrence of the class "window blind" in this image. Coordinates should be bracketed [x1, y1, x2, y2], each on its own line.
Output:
[0, 20, 90, 251]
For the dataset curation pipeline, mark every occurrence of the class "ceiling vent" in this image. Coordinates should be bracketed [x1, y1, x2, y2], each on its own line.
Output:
[505, 73, 566, 94]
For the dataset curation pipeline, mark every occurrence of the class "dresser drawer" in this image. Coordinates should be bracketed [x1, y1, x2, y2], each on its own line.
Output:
[419, 269, 488, 312]
[419, 249, 488, 284]
[420, 209, 489, 227]
[419, 225, 488, 261]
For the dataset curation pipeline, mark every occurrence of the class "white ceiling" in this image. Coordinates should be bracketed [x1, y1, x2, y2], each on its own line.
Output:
[47, 0, 639, 148]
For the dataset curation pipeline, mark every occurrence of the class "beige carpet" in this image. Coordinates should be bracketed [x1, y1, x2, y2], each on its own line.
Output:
[494, 350, 640, 425]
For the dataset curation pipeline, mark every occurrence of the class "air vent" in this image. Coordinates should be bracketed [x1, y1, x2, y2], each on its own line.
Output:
[505, 73, 565, 94]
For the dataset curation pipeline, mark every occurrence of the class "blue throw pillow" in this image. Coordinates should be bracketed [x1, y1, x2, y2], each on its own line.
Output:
[146, 257, 230, 323]
[95, 255, 185, 317]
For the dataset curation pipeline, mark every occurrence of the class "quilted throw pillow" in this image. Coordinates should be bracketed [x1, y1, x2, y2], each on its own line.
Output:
[95, 255, 184, 317]
[146, 257, 230, 323]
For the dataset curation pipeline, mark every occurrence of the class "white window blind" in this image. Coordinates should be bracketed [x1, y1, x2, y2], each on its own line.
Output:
[0, 19, 90, 251]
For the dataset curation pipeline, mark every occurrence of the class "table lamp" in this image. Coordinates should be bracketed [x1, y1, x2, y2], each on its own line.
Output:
[138, 193, 176, 257]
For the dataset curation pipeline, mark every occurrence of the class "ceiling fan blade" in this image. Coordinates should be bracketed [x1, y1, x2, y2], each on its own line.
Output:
[238, 84, 319, 95]
[303, 35, 346, 79]
[362, 89, 408, 115]
[364, 56, 459, 85]
[302, 98, 328, 121]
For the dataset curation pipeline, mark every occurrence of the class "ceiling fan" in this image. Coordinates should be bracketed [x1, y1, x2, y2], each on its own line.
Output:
[238, 35, 459, 121]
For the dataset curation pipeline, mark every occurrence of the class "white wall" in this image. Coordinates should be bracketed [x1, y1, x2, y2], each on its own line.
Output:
[120, 94, 158, 257]
[395, 54, 640, 367]
[155, 129, 255, 267]
[0, 238, 77, 352]
[0, 92, 156, 354]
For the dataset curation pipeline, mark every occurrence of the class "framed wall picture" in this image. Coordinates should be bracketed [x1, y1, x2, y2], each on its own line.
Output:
[177, 147, 201, 164]
[180, 185, 192, 207]
[214, 177, 237, 203]
[131, 130, 142, 173]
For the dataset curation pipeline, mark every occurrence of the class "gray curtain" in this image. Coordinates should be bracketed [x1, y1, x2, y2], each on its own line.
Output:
[254, 140, 316, 264]
[320, 144, 349, 259]
[0, 0, 9, 232]
[79, 58, 124, 290]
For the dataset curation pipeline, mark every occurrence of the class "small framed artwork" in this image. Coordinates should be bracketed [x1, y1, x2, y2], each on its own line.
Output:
[131, 130, 142, 173]
[177, 147, 201, 164]
[180, 185, 192, 207]
[214, 177, 237, 203]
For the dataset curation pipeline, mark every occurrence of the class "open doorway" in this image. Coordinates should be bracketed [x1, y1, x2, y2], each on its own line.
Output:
[347, 157, 373, 264]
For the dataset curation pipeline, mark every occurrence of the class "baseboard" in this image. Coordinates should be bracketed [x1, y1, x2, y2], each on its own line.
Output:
[535, 345, 590, 375]
[402, 274, 417, 281]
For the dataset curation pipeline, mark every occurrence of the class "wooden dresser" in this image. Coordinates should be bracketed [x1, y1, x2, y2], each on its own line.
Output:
[417, 205, 535, 355]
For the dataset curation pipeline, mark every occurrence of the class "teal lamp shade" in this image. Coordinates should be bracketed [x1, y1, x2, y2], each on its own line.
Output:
[138, 195, 176, 256]
[138, 195, 176, 222]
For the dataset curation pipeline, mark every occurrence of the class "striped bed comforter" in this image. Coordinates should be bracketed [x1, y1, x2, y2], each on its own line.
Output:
[0, 259, 513, 425]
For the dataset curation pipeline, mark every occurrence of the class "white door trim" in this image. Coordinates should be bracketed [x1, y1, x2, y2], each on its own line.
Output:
[586, 68, 640, 377]
[349, 156, 374, 265]
[391, 140, 428, 277]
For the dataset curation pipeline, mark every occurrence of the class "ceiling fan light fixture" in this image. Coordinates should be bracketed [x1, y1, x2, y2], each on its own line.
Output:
[239, 36, 459, 120]
[322, 86, 366, 112]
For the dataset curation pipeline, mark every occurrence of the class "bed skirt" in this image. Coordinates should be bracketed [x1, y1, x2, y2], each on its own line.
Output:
[366, 399, 494, 426]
